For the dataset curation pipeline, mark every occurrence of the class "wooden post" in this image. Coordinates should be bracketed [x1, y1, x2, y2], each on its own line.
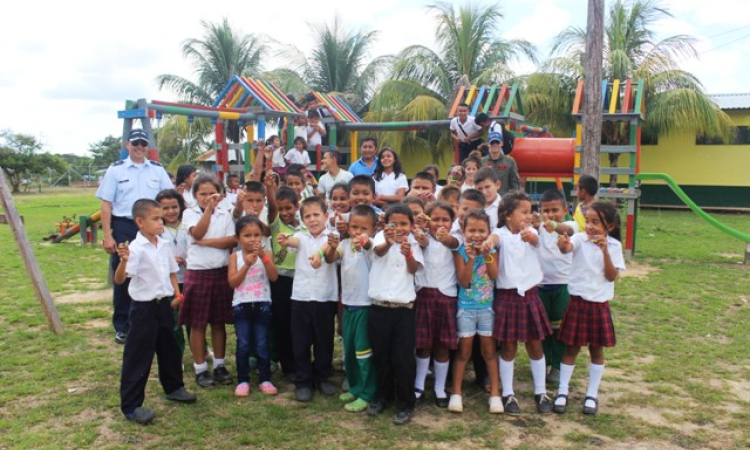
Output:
[581, 0, 604, 179]
[0, 167, 64, 334]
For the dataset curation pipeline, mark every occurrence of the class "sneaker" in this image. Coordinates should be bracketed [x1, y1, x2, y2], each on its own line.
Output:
[317, 380, 337, 396]
[489, 396, 504, 414]
[259, 381, 278, 396]
[339, 392, 356, 402]
[393, 408, 413, 426]
[195, 371, 215, 388]
[435, 396, 449, 408]
[212, 365, 233, 385]
[344, 398, 369, 413]
[547, 367, 560, 384]
[583, 396, 599, 415]
[535, 393, 553, 414]
[115, 332, 127, 345]
[448, 394, 463, 413]
[125, 407, 155, 424]
[234, 382, 250, 397]
[164, 387, 197, 403]
[295, 387, 313, 402]
[552, 394, 568, 414]
[367, 399, 387, 416]
[503, 395, 521, 415]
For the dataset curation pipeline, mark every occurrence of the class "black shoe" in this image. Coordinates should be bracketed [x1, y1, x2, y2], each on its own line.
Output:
[414, 388, 425, 404]
[317, 380, 337, 396]
[503, 395, 521, 415]
[115, 332, 127, 345]
[212, 365, 233, 385]
[582, 396, 598, 415]
[393, 408, 413, 425]
[164, 387, 197, 403]
[552, 394, 568, 414]
[295, 387, 313, 402]
[195, 371, 215, 388]
[367, 399, 387, 416]
[125, 407, 155, 424]
[435, 396, 449, 408]
[535, 393, 553, 414]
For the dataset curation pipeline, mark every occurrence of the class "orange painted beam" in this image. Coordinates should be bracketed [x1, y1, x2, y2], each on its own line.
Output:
[572, 80, 584, 114]
[449, 86, 466, 117]
[492, 84, 508, 116]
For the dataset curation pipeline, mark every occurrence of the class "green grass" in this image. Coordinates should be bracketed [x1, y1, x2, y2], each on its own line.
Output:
[1, 188, 750, 449]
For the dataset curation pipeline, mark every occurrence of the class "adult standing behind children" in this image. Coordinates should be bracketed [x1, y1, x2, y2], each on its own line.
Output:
[318, 150, 353, 199]
[450, 104, 485, 161]
[482, 131, 520, 195]
[349, 137, 379, 177]
[97, 129, 173, 344]
[373, 148, 408, 209]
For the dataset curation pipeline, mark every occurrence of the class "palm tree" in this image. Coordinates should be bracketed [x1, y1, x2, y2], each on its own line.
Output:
[155, 18, 268, 142]
[524, 0, 735, 184]
[368, 1, 537, 163]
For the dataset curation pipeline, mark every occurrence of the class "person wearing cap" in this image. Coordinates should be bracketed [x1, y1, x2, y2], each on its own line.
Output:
[96, 129, 174, 344]
[481, 131, 520, 195]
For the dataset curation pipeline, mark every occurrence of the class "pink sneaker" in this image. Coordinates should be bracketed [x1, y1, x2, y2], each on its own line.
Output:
[235, 382, 250, 397]
[259, 381, 278, 396]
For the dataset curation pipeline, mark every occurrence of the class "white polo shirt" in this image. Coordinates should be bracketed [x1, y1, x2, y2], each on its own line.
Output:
[285, 148, 311, 166]
[339, 239, 372, 307]
[450, 218, 465, 246]
[318, 169, 353, 198]
[125, 232, 179, 301]
[568, 233, 626, 302]
[374, 172, 408, 196]
[183, 206, 235, 270]
[493, 226, 542, 295]
[416, 236, 458, 297]
[450, 116, 482, 139]
[484, 194, 501, 229]
[368, 231, 424, 303]
[291, 230, 339, 302]
[161, 223, 188, 284]
[538, 222, 578, 285]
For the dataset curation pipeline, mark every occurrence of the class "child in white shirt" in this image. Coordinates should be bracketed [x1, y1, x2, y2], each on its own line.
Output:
[285, 137, 312, 167]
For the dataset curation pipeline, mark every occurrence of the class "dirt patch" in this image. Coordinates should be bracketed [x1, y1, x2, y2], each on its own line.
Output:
[621, 261, 660, 278]
[55, 289, 110, 304]
[78, 318, 110, 329]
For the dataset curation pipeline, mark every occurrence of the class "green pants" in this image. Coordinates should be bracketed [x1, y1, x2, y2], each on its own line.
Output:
[539, 285, 570, 370]
[342, 307, 377, 403]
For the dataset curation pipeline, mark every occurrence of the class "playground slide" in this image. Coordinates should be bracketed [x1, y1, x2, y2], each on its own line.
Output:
[636, 173, 750, 243]
[51, 210, 101, 243]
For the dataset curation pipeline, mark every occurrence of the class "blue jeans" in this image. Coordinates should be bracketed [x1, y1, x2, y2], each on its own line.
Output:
[234, 302, 272, 384]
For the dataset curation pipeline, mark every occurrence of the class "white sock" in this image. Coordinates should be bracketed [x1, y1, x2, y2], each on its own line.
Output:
[499, 358, 515, 397]
[586, 363, 604, 403]
[433, 360, 449, 399]
[555, 363, 575, 406]
[194, 361, 208, 375]
[213, 358, 226, 369]
[530, 357, 547, 395]
[414, 356, 430, 397]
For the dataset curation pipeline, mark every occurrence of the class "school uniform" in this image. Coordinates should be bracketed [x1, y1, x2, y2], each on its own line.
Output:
[290, 230, 339, 389]
[492, 226, 551, 342]
[120, 232, 184, 416]
[374, 172, 409, 198]
[484, 195, 501, 229]
[285, 148, 311, 166]
[558, 234, 625, 347]
[368, 232, 424, 412]
[414, 236, 458, 351]
[339, 238, 377, 403]
[161, 223, 189, 354]
[179, 206, 235, 328]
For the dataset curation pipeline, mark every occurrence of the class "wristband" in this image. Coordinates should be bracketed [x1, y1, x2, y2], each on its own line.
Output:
[318, 249, 326, 258]
[407, 250, 413, 259]
[551, 220, 558, 230]
[174, 293, 184, 301]
[262, 254, 271, 264]
[360, 236, 368, 248]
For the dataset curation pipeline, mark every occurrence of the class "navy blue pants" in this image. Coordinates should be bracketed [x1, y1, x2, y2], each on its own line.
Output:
[110, 216, 138, 334]
[291, 300, 337, 389]
[234, 302, 273, 384]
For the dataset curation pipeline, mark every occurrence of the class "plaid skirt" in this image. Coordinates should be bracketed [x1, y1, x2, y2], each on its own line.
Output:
[558, 296, 616, 347]
[414, 288, 458, 350]
[179, 267, 233, 327]
[493, 287, 552, 342]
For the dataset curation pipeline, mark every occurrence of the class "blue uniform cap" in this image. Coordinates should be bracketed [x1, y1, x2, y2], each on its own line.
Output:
[488, 131, 502, 143]
[128, 129, 148, 142]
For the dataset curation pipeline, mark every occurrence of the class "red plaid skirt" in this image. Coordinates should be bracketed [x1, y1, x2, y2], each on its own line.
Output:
[558, 296, 616, 347]
[179, 267, 233, 327]
[415, 288, 458, 350]
[493, 287, 552, 342]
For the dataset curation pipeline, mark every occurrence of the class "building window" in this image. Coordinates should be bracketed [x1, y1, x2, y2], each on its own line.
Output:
[696, 126, 750, 145]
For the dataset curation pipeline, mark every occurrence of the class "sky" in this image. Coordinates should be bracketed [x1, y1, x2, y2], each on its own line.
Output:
[1, 0, 748, 158]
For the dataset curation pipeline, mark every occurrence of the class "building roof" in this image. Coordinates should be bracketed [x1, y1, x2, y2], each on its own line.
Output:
[709, 93, 750, 110]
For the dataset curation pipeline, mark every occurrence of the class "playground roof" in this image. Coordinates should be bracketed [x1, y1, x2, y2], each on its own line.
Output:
[448, 83, 524, 120]
[710, 93, 750, 110]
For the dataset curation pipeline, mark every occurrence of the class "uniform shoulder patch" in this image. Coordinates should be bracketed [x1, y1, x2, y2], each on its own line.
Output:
[148, 160, 163, 167]
[111, 160, 125, 166]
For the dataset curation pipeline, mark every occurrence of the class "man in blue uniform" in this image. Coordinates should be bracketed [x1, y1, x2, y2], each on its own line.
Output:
[96, 129, 173, 344]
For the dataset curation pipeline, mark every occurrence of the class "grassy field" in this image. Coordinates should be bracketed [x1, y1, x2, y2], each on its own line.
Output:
[1, 188, 749, 450]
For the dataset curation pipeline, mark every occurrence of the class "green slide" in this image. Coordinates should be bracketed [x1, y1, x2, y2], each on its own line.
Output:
[636, 173, 750, 243]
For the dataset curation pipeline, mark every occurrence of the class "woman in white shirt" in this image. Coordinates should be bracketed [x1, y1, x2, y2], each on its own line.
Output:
[373, 148, 408, 209]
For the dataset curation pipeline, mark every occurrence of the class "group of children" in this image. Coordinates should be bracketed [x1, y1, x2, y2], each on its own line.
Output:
[116, 140, 624, 426]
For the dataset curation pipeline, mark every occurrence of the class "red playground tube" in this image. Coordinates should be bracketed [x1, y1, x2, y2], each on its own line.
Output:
[510, 138, 576, 178]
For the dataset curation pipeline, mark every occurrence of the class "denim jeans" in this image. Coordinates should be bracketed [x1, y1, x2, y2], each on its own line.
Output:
[234, 302, 272, 383]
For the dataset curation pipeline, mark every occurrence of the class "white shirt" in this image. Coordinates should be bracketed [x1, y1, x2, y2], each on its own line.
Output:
[272, 147, 286, 168]
[232, 252, 272, 306]
[568, 233, 626, 302]
[307, 124, 323, 147]
[450, 116, 483, 139]
[493, 226, 543, 295]
[416, 236, 457, 297]
[318, 169, 353, 198]
[461, 182, 475, 192]
[450, 218, 465, 246]
[183, 206, 235, 270]
[161, 223, 188, 284]
[285, 148, 311, 166]
[339, 239, 372, 307]
[368, 231, 424, 303]
[125, 233, 178, 301]
[182, 189, 197, 209]
[374, 172, 409, 196]
[291, 230, 339, 302]
[484, 194, 501, 229]
[294, 126, 307, 141]
[489, 120, 504, 134]
[538, 221, 578, 285]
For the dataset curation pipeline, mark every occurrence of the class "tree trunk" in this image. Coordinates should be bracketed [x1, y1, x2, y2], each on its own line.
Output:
[580, 0, 604, 180]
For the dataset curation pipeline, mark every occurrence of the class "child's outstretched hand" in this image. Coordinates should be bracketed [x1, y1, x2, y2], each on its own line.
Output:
[400, 240, 412, 258]
[415, 213, 429, 230]
[309, 251, 322, 269]
[264, 170, 276, 189]
[557, 233, 570, 251]
[116, 241, 130, 262]
[591, 234, 608, 252]
[236, 189, 246, 205]
[328, 231, 340, 249]
[384, 225, 396, 245]
[481, 234, 499, 253]
[353, 234, 369, 252]
[436, 226, 451, 245]
[543, 220, 557, 233]
[465, 241, 477, 260]
[336, 218, 348, 235]
[277, 233, 288, 247]
[520, 224, 534, 243]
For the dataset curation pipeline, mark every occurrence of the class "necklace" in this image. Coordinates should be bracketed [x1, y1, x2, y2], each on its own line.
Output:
[164, 224, 179, 245]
